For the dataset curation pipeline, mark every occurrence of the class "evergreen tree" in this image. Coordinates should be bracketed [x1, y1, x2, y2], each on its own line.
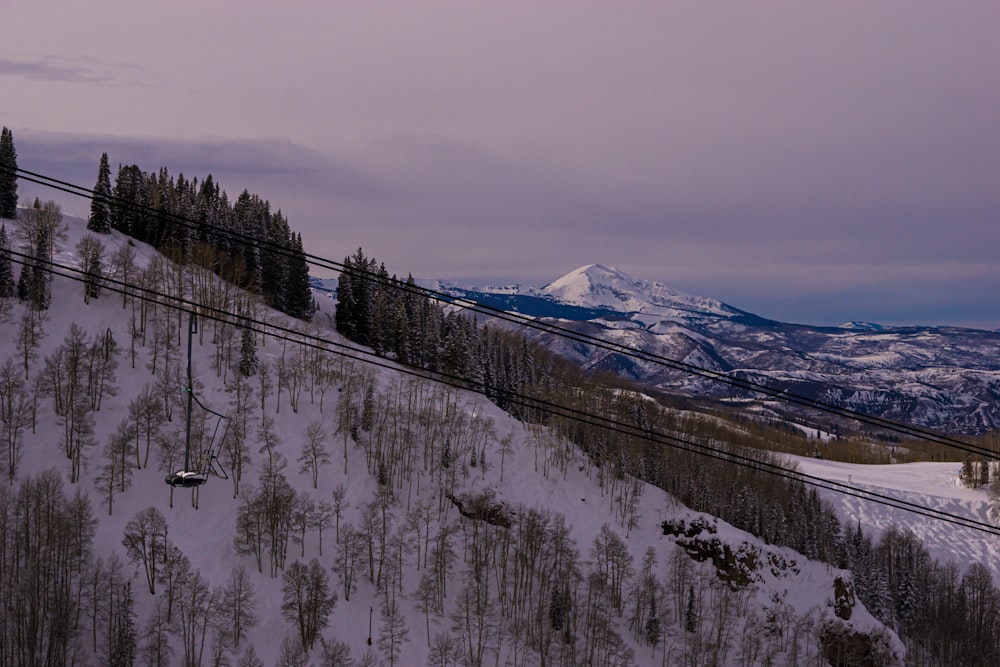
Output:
[76, 234, 107, 303]
[18, 219, 52, 310]
[88, 152, 113, 233]
[110, 164, 147, 237]
[239, 326, 259, 377]
[110, 581, 138, 667]
[283, 232, 314, 319]
[645, 594, 660, 646]
[31, 223, 52, 309]
[334, 254, 355, 337]
[684, 585, 697, 633]
[259, 208, 287, 307]
[0, 127, 17, 219]
[335, 248, 376, 345]
[0, 224, 14, 298]
[441, 438, 452, 469]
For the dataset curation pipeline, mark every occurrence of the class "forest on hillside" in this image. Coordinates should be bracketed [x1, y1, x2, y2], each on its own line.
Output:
[332, 247, 1000, 666]
[0, 145, 998, 664]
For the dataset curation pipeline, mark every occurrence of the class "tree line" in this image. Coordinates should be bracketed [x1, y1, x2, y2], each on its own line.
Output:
[335, 247, 1000, 664]
[102, 158, 314, 320]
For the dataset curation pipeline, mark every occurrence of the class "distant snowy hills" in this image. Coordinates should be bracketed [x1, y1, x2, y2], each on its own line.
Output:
[415, 264, 1000, 435]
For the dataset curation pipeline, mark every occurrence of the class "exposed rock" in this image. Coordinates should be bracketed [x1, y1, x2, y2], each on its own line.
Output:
[834, 576, 856, 621]
[821, 619, 901, 666]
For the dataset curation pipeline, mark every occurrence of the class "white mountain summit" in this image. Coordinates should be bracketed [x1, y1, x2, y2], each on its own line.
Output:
[540, 264, 740, 319]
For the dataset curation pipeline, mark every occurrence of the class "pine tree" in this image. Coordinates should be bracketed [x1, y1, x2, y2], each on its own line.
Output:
[334, 254, 355, 336]
[645, 594, 661, 646]
[30, 223, 52, 309]
[77, 234, 107, 303]
[283, 232, 314, 319]
[110, 164, 147, 237]
[0, 224, 14, 298]
[239, 327, 259, 377]
[110, 581, 138, 667]
[0, 127, 17, 219]
[685, 585, 697, 633]
[88, 152, 113, 233]
[441, 438, 452, 469]
[18, 220, 52, 310]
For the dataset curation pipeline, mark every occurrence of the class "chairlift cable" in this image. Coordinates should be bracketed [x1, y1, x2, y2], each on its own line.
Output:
[2, 164, 989, 460]
[10, 249, 1000, 537]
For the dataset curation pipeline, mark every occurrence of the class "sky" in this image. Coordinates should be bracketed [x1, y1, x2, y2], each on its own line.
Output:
[2, 1, 999, 329]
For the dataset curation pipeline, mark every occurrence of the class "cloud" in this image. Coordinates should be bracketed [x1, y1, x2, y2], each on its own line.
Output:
[0, 56, 122, 84]
[15, 130, 397, 212]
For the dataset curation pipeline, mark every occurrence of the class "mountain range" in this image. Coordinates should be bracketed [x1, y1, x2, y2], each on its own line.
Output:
[422, 264, 1000, 436]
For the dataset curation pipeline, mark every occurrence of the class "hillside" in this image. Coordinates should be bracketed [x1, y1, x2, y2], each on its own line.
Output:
[0, 214, 905, 665]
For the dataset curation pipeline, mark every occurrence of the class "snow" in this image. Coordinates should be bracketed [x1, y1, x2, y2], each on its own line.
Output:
[788, 455, 1000, 585]
[0, 214, 928, 665]
[541, 264, 737, 318]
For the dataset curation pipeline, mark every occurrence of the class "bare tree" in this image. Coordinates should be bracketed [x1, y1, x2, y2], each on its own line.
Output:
[140, 598, 174, 667]
[128, 382, 164, 469]
[14, 198, 66, 261]
[235, 643, 264, 667]
[0, 356, 31, 483]
[276, 635, 309, 667]
[15, 306, 46, 377]
[428, 632, 461, 667]
[334, 523, 364, 601]
[83, 555, 113, 652]
[415, 572, 439, 646]
[310, 499, 334, 557]
[590, 524, 634, 615]
[257, 361, 272, 417]
[0, 470, 96, 664]
[318, 635, 355, 666]
[97, 418, 136, 515]
[379, 599, 410, 667]
[298, 419, 331, 489]
[291, 494, 314, 558]
[66, 392, 96, 484]
[173, 570, 222, 667]
[109, 240, 138, 309]
[281, 558, 337, 652]
[223, 372, 254, 497]
[156, 423, 185, 508]
[122, 506, 168, 594]
[332, 482, 349, 544]
[221, 564, 258, 650]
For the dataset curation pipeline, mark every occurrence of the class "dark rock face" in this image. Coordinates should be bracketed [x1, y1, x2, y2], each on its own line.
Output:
[834, 576, 856, 621]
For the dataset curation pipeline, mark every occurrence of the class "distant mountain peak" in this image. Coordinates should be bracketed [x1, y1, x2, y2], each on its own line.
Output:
[540, 264, 737, 319]
[840, 321, 884, 331]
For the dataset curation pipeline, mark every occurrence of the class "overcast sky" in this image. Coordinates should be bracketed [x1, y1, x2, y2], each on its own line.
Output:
[3, 2, 999, 328]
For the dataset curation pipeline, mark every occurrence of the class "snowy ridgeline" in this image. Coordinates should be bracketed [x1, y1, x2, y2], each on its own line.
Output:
[0, 214, 901, 666]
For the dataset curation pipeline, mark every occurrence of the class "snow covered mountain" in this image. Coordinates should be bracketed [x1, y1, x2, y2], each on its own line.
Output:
[436, 265, 1000, 435]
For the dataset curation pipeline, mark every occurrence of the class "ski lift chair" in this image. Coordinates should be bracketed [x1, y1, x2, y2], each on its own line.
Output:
[165, 469, 209, 488]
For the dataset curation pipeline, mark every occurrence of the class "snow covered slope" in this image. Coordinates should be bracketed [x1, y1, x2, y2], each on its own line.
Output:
[1, 215, 903, 665]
